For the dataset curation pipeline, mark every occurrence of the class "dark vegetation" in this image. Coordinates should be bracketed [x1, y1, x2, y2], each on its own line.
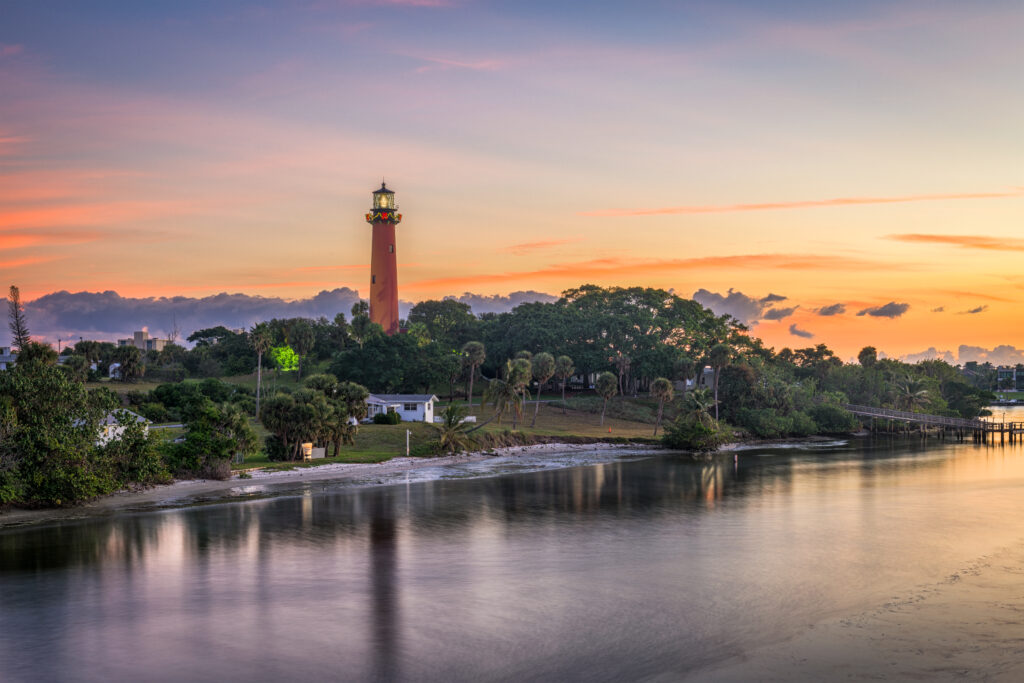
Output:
[3, 283, 997, 507]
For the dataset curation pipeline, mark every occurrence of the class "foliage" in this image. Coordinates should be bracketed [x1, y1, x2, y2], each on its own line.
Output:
[373, 411, 402, 425]
[271, 345, 299, 373]
[166, 399, 258, 477]
[16, 341, 58, 366]
[112, 345, 144, 382]
[650, 377, 674, 436]
[0, 361, 167, 506]
[662, 415, 729, 452]
[595, 371, 618, 426]
[329, 332, 453, 393]
[808, 403, 859, 433]
[408, 299, 476, 348]
[7, 285, 31, 352]
[436, 404, 474, 454]
[462, 340, 486, 406]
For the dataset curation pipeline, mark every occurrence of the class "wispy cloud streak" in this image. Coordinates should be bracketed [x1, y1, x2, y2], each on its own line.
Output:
[582, 190, 1024, 217]
[887, 233, 1024, 252]
[408, 253, 880, 290]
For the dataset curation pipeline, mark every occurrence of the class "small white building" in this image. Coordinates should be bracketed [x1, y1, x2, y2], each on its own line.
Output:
[366, 394, 438, 423]
[97, 410, 151, 445]
[0, 346, 17, 371]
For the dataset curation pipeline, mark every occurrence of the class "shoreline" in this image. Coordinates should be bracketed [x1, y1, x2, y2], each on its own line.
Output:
[0, 433, 861, 530]
[0, 442, 657, 529]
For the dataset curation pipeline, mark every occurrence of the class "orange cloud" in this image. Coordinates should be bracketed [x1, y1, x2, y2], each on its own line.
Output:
[0, 201, 197, 231]
[503, 238, 581, 255]
[407, 253, 881, 291]
[582, 189, 1024, 217]
[0, 230, 102, 251]
[936, 289, 1015, 303]
[297, 262, 421, 272]
[0, 255, 58, 268]
[886, 233, 1024, 251]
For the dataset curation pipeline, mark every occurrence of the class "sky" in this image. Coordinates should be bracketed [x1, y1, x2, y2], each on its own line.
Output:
[1, 0, 1022, 361]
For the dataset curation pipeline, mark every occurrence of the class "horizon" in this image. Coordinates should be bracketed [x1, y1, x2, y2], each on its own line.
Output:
[2, 1, 1021, 361]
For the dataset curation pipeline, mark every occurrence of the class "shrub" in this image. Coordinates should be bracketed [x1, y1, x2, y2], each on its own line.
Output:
[735, 408, 793, 438]
[264, 434, 290, 462]
[789, 410, 818, 437]
[139, 402, 171, 423]
[808, 403, 859, 433]
[662, 416, 729, 451]
[373, 411, 402, 425]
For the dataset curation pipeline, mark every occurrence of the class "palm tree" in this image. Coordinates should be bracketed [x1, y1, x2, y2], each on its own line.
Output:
[482, 374, 521, 427]
[612, 351, 630, 396]
[895, 375, 929, 411]
[650, 377, 674, 436]
[250, 322, 273, 420]
[461, 341, 486, 411]
[709, 343, 731, 422]
[596, 371, 618, 426]
[684, 388, 716, 429]
[554, 355, 574, 414]
[508, 357, 532, 429]
[437, 404, 474, 454]
[530, 352, 555, 427]
[673, 353, 696, 399]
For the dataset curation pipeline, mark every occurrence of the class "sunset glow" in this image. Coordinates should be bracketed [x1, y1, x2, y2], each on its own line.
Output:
[1, 1, 1021, 359]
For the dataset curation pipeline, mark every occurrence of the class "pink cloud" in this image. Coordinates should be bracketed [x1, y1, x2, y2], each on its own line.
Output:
[0, 44, 23, 57]
[412, 55, 503, 73]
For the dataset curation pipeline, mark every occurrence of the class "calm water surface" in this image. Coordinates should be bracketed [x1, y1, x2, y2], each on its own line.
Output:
[5, 417, 1024, 681]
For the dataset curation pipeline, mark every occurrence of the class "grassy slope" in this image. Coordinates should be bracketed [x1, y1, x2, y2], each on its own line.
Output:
[96, 372, 665, 470]
[235, 402, 662, 470]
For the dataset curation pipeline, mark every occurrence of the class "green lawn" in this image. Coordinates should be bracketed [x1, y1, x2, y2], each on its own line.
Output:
[233, 421, 440, 470]
[232, 401, 660, 471]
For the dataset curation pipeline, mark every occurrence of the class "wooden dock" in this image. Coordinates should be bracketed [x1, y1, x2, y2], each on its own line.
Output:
[843, 404, 1024, 444]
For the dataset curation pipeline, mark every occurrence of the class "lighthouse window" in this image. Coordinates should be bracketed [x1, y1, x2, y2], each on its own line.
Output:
[389, 244, 394, 253]
[371, 275, 376, 284]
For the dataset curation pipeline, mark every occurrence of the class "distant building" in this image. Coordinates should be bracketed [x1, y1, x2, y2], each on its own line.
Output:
[96, 410, 151, 445]
[0, 346, 17, 371]
[366, 394, 438, 423]
[996, 365, 1024, 392]
[117, 330, 167, 352]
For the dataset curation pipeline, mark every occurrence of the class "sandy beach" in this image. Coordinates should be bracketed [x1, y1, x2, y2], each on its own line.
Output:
[0, 442, 651, 529]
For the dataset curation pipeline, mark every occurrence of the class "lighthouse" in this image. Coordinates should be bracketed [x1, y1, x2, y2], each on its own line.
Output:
[365, 182, 402, 335]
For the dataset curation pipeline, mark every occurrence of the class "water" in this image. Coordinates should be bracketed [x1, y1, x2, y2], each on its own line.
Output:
[4, 419, 1024, 681]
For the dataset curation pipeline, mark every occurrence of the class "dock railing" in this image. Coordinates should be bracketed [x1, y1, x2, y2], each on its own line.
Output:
[842, 404, 986, 430]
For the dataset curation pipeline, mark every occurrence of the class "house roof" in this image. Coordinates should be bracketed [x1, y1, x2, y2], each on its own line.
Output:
[367, 394, 438, 404]
[100, 409, 151, 426]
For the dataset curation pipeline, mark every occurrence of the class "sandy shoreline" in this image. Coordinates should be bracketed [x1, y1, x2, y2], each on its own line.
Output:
[0, 442, 653, 529]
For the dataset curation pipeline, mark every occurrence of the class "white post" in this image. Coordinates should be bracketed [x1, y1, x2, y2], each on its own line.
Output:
[406, 429, 410, 456]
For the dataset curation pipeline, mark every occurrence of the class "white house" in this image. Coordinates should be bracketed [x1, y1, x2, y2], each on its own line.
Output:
[97, 410, 151, 445]
[366, 394, 438, 423]
[0, 346, 17, 371]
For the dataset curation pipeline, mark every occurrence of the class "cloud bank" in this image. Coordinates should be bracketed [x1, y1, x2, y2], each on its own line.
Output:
[902, 345, 1024, 365]
[3, 289, 558, 345]
[692, 288, 789, 325]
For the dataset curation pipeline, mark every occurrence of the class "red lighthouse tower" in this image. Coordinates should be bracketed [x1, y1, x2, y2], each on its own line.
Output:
[365, 182, 401, 335]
